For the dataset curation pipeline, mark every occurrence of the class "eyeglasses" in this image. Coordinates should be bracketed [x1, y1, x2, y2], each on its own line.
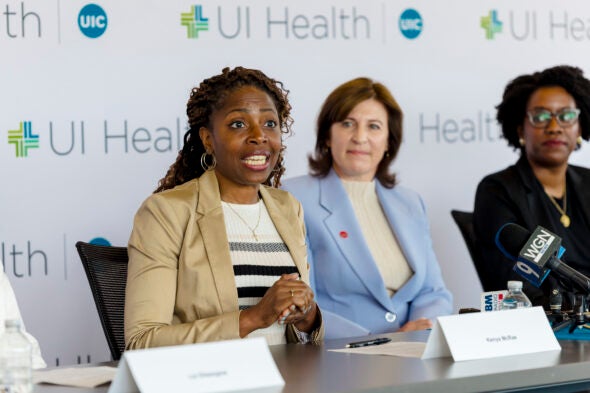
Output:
[526, 108, 581, 128]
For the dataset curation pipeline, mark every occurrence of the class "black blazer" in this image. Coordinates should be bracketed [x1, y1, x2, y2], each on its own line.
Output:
[473, 156, 590, 306]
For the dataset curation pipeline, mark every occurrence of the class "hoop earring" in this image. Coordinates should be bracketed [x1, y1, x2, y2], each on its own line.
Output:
[201, 152, 216, 171]
[271, 151, 285, 174]
[271, 165, 282, 175]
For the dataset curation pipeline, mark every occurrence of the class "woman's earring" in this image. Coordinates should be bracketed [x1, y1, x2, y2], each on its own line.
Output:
[271, 151, 285, 174]
[200, 151, 216, 171]
[576, 136, 583, 150]
[519, 138, 525, 147]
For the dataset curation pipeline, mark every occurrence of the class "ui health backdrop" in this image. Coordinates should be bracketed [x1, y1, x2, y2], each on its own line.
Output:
[2, 0, 590, 365]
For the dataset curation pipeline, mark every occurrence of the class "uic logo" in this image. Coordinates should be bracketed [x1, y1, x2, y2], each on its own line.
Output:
[89, 237, 111, 246]
[78, 4, 108, 38]
[399, 8, 422, 40]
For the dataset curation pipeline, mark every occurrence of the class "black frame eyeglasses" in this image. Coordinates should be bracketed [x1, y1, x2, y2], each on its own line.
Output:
[526, 108, 581, 128]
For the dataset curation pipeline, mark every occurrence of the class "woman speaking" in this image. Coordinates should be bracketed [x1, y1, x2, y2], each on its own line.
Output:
[125, 67, 323, 348]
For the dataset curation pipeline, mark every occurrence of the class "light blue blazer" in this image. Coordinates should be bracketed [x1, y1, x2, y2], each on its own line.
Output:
[283, 170, 452, 338]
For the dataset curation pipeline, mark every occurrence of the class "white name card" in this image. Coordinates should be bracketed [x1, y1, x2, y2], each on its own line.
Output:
[108, 337, 284, 393]
[422, 306, 561, 361]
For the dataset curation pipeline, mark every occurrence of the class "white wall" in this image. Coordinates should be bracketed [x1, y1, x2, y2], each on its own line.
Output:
[2, 0, 590, 365]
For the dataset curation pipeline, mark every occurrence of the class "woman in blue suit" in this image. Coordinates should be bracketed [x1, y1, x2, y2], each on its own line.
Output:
[283, 78, 452, 338]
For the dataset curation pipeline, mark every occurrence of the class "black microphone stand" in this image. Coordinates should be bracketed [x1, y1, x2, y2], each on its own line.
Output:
[551, 293, 588, 334]
[547, 289, 566, 325]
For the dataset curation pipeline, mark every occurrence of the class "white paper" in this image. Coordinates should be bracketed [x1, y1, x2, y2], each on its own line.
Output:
[34, 366, 117, 388]
[109, 337, 284, 393]
[423, 306, 560, 361]
[329, 341, 426, 358]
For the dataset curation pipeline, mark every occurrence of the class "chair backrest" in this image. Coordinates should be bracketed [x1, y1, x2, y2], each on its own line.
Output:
[75, 241, 128, 361]
[450, 210, 494, 291]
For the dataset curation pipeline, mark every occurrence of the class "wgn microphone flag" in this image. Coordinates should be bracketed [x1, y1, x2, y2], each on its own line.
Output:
[497, 223, 590, 293]
[495, 224, 564, 287]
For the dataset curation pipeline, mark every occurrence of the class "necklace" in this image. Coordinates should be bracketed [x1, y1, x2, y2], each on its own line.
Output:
[546, 188, 570, 228]
[224, 200, 262, 241]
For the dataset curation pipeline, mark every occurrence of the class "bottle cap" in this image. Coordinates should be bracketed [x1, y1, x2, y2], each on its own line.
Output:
[4, 319, 21, 329]
[507, 280, 523, 290]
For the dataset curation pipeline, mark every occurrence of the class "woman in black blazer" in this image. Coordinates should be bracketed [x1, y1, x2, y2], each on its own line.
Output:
[474, 65, 590, 309]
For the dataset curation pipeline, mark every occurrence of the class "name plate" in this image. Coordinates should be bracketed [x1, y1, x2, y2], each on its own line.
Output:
[109, 337, 284, 393]
[422, 306, 560, 361]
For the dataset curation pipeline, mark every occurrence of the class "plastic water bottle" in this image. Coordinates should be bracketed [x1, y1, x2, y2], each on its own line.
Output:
[0, 319, 33, 393]
[501, 281, 532, 310]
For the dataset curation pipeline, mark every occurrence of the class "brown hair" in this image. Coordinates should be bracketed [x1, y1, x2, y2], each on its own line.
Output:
[308, 77, 403, 188]
[308, 78, 403, 188]
[155, 67, 293, 193]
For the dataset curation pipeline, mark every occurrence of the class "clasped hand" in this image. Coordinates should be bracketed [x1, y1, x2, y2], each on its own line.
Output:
[241, 273, 318, 336]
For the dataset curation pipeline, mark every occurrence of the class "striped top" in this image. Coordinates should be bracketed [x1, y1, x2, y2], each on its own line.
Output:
[221, 200, 298, 345]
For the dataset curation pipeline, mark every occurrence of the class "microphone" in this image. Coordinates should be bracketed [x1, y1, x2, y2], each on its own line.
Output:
[549, 289, 563, 315]
[495, 223, 590, 294]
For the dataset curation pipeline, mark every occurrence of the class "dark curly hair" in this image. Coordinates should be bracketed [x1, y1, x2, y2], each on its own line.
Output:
[155, 66, 293, 193]
[308, 77, 403, 189]
[497, 65, 590, 150]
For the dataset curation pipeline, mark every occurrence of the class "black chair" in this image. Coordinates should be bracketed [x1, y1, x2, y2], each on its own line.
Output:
[450, 210, 494, 291]
[75, 241, 128, 361]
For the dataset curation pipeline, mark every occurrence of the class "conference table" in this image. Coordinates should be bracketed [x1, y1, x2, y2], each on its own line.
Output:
[34, 330, 590, 392]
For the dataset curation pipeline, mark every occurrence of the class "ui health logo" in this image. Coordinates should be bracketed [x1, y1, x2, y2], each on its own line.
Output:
[181, 5, 209, 39]
[399, 8, 422, 39]
[8, 121, 39, 158]
[481, 10, 502, 39]
[78, 3, 108, 38]
[179, 4, 372, 40]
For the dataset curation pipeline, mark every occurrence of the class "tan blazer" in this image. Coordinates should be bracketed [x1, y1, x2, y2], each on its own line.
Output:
[125, 170, 322, 349]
